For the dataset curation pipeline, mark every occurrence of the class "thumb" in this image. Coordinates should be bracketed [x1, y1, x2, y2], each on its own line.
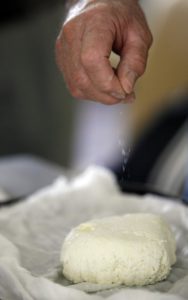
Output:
[117, 28, 151, 94]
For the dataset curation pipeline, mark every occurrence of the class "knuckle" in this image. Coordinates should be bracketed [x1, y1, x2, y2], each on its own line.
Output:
[72, 71, 89, 90]
[68, 80, 83, 99]
[71, 87, 83, 99]
[130, 50, 147, 76]
[81, 50, 100, 68]
[129, 56, 146, 76]
[135, 59, 146, 75]
[62, 21, 74, 42]
[62, 24, 69, 40]
[140, 26, 153, 48]
[101, 81, 112, 93]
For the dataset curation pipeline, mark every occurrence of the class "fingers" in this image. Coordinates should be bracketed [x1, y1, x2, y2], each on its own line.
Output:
[81, 21, 126, 100]
[56, 16, 130, 104]
[56, 0, 152, 104]
[117, 22, 153, 94]
[56, 29, 124, 105]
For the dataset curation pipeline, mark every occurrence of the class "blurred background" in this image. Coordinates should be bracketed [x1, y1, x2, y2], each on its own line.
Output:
[0, 0, 187, 198]
[0, 0, 74, 167]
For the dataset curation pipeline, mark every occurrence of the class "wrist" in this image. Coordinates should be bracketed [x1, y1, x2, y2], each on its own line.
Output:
[65, 0, 95, 22]
[65, 0, 139, 22]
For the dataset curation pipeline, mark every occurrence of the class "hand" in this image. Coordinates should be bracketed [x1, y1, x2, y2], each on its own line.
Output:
[56, 0, 152, 105]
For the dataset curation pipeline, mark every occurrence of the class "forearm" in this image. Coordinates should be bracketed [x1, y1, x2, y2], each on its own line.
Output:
[66, 0, 96, 8]
[65, 0, 95, 20]
[66, 0, 139, 11]
[66, 0, 93, 10]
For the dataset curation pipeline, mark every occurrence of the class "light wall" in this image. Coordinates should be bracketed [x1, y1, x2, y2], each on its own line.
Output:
[133, 0, 188, 137]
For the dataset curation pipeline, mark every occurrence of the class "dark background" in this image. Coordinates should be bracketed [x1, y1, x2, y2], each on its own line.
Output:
[0, 1, 62, 24]
[0, 1, 76, 167]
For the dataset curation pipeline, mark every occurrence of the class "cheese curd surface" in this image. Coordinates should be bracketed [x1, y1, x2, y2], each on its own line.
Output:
[61, 213, 176, 286]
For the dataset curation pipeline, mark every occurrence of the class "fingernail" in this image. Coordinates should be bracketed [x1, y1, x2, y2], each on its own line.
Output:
[127, 92, 136, 102]
[111, 92, 126, 100]
[125, 67, 138, 94]
[121, 92, 136, 104]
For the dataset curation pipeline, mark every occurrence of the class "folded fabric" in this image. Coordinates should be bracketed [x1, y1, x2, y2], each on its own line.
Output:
[0, 166, 187, 300]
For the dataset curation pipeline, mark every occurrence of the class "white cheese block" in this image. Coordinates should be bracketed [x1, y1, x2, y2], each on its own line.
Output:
[60, 213, 176, 286]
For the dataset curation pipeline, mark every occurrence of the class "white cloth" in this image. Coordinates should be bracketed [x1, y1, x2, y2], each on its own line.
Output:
[0, 166, 187, 300]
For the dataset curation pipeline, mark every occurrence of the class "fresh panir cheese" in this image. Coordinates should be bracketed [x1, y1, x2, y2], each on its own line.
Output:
[61, 213, 176, 286]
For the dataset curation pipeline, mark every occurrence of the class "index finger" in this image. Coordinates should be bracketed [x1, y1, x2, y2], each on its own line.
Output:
[80, 20, 126, 100]
[117, 21, 153, 94]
